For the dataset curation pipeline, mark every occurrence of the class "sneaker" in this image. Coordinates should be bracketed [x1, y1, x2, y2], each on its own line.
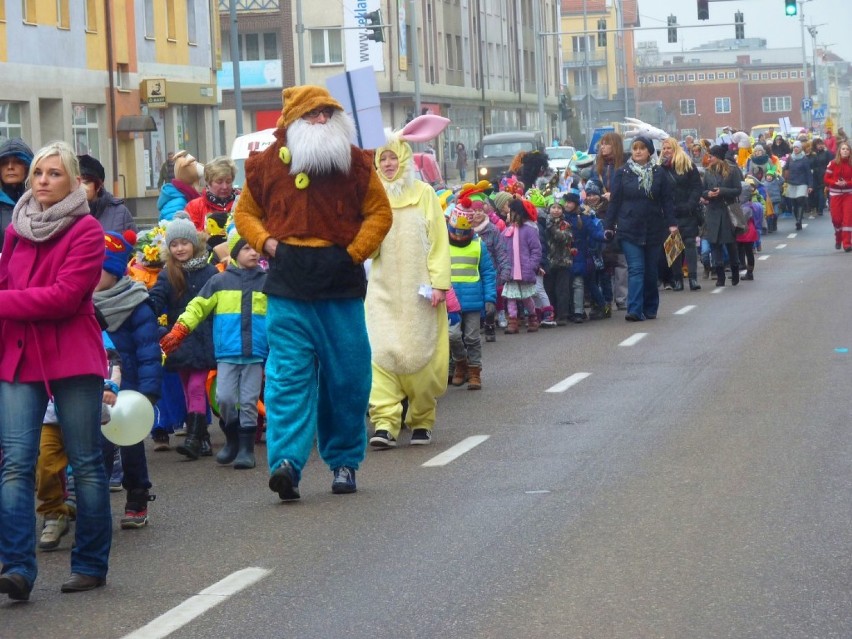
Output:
[120, 509, 149, 529]
[173, 425, 187, 437]
[410, 428, 432, 445]
[152, 430, 170, 452]
[331, 466, 357, 494]
[39, 515, 70, 551]
[496, 310, 508, 329]
[369, 430, 397, 449]
[541, 318, 558, 328]
[268, 460, 300, 501]
[109, 479, 123, 493]
[121, 491, 154, 529]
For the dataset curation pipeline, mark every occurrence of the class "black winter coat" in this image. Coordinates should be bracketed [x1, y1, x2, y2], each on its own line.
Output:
[604, 162, 676, 246]
[661, 163, 703, 239]
[149, 263, 218, 372]
[702, 162, 743, 244]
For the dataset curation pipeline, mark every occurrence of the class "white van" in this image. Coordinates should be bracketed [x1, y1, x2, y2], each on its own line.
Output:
[230, 128, 276, 187]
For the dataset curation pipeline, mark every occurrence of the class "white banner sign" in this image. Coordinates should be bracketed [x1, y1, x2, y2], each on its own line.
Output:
[343, 0, 385, 72]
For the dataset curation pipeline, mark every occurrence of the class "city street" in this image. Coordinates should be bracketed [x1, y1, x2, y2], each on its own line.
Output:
[4, 214, 851, 639]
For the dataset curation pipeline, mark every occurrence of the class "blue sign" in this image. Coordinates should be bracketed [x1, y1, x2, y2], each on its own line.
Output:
[813, 108, 826, 121]
[801, 97, 813, 111]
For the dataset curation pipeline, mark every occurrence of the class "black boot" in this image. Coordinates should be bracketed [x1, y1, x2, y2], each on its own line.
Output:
[731, 267, 740, 286]
[215, 420, 240, 465]
[176, 413, 205, 460]
[233, 429, 257, 470]
[688, 276, 701, 291]
[672, 279, 684, 291]
[715, 266, 725, 287]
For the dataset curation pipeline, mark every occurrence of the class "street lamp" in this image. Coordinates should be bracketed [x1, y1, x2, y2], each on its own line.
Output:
[798, 0, 813, 130]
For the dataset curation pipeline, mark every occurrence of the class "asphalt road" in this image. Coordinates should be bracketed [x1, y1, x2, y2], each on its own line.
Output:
[4, 213, 851, 639]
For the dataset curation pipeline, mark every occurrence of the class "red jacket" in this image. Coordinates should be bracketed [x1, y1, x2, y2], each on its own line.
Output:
[0, 214, 107, 389]
[824, 159, 852, 195]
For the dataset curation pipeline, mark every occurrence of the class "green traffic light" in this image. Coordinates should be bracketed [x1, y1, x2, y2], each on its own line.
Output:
[785, 0, 797, 16]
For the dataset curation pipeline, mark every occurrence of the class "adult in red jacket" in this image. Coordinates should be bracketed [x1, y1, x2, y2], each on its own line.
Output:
[184, 156, 240, 259]
[824, 141, 852, 251]
[0, 141, 112, 601]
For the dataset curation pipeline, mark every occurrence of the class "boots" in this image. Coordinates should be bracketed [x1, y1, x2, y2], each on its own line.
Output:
[731, 267, 740, 286]
[688, 276, 701, 291]
[176, 413, 207, 460]
[504, 317, 519, 334]
[484, 323, 496, 342]
[715, 266, 725, 287]
[672, 278, 684, 291]
[466, 366, 482, 390]
[743, 270, 754, 281]
[703, 263, 711, 280]
[526, 313, 539, 332]
[233, 429, 257, 469]
[215, 420, 240, 465]
[451, 359, 468, 386]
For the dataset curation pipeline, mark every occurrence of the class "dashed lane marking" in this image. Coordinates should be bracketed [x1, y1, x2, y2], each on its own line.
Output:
[758, 255, 770, 261]
[120, 568, 272, 639]
[618, 333, 648, 347]
[422, 435, 490, 467]
[787, 233, 797, 238]
[674, 305, 696, 315]
[711, 286, 725, 294]
[776, 244, 787, 249]
[545, 372, 592, 393]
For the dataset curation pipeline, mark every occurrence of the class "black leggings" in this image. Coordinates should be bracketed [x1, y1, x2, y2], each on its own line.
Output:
[737, 242, 754, 273]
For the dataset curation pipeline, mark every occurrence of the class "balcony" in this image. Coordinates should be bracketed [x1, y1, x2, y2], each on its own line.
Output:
[562, 50, 608, 69]
[218, 0, 280, 10]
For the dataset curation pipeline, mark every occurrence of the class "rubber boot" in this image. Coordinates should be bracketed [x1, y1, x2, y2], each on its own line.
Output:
[715, 266, 725, 287]
[233, 429, 257, 469]
[176, 413, 205, 460]
[467, 366, 482, 390]
[216, 420, 240, 465]
[451, 359, 468, 386]
[504, 317, 519, 334]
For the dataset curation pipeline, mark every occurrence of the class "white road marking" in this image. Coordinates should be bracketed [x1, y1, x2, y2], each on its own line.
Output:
[525, 490, 551, 495]
[787, 233, 797, 238]
[776, 243, 787, 249]
[422, 435, 489, 467]
[121, 568, 272, 639]
[674, 305, 696, 315]
[803, 223, 809, 228]
[711, 286, 725, 294]
[618, 333, 647, 347]
[544, 372, 592, 393]
[758, 255, 770, 261]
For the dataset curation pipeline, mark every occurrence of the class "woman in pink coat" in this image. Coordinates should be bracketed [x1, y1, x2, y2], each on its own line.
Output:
[0, 141, 112, 601]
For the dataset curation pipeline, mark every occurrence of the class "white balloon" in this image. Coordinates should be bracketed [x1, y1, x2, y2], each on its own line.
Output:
[101, 390, 154, 447]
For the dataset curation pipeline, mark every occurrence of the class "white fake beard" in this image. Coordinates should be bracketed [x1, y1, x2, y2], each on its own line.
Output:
[287, 112, 355, 176]
[381, 163, 415, 200]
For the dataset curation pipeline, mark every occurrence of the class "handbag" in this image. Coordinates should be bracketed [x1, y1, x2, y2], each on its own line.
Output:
[727, 201, 748, 234]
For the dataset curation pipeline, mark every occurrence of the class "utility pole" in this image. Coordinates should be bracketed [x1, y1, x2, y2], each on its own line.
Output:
[583, 0, 593, 145]
[799, 0, 811, 130]
[229, 0, 243, 136]
[296, 0, 306, 85]
[533, 0, 546, 138]
[410, 0, 421, 118]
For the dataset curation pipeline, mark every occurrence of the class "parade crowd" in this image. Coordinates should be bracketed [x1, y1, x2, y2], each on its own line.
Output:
[0, 87, 848, 602]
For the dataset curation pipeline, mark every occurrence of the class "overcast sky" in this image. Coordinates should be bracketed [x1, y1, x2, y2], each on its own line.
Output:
[633, 0, 850, 63]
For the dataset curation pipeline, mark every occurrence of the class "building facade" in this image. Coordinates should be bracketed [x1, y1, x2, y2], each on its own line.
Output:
[0, 0, 220, 220]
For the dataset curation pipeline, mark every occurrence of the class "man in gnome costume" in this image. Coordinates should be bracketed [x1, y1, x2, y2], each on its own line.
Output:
[234, 85, 392, 500]
[366, 115, 451, 449]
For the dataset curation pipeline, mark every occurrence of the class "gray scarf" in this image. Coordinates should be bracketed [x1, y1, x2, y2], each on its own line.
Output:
[93, 277, 150, 332]
[11, 186, 90, 243]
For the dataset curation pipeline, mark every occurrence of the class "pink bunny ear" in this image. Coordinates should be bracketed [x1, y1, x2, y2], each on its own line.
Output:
[399, 114, 451, 143]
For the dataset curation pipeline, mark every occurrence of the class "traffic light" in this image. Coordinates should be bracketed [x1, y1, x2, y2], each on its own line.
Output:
[597, 19, 607, 47]
[667, 15, 677, 44]
[735, 12, 744, 39]
[697, 0, 709, 20]
[364, 9, 384, 42]
[785, 0, 797, 16]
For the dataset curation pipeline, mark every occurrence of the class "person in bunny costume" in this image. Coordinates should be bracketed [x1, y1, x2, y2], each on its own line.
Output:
[367, 115, 452, 449]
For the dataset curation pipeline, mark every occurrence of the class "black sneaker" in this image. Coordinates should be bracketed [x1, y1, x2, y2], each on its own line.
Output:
[369, 430, 397, 449]
[331, 467, 357, 494]
[269, 460, 300, 501]
[410, 428, 432, 446]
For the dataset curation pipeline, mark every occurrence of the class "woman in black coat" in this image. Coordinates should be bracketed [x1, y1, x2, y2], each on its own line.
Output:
[659, 137, 704, 291]
[701, 145, 743, 287]
[603, 136, 677, 321]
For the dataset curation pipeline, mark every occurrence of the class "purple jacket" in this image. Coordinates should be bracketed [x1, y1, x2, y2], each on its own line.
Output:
[501, 221, 542, 284]
[0, 214, 107, 389]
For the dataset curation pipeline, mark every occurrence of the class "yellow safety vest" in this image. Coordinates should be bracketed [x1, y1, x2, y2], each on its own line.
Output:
[450, 239, 481, 283]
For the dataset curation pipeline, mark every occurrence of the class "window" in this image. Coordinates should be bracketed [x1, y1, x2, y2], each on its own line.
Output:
[571, 36, 594, 53]
[781, 71, 788, 79]
[244, 33, 259, 60]
[572, 69, 598, 88]
[657, 74, 665, 83]
[751, 73, 759, 80]
[71, 104, 100, 156]
[0, 1, 5, 21]
[697, 73, 705, 81]
[680, 99, 696, 116]
[715, 97, 731, 114]
[56, 0, 69, 29]
[727, 72, 736, 79]
[310, 29, 342, 65]
[762, 96, 792, 112]
[186, 0, 197, 44]
[646, 75, 655, 84]
[0, 103, 23, 144]
[445, 33, 454, 69]
[84, 0, 97, 31]
[263, 33, 277, 59]
[676, 74, 685, 82]
[638, 76, 645, 85]
[116, 63, 130, 90]
[144, 0, 154, 39]
[790, 70, 798, 78]
[708, 73, 715, 80]
[770, 71, 779, 79]
[761, 72, 768, 79]
[22, 0, 36, 24]
[687, 73, 695, 82]
[667, 74, 675, 82]
[166, 0, 176, 41]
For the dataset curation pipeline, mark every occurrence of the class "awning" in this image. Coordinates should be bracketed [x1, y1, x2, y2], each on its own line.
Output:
[116, 115, 157, 132]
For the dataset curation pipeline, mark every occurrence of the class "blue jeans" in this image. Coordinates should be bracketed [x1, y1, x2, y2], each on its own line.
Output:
[0, 376, 112, 585]
[620, 239, 663, 319]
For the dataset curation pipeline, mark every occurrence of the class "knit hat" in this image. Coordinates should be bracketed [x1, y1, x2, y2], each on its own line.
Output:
[792, 140, 803, 150]
[492, 191, 513, 211]
[708, 145, 727, 161]
[173, 150, 203, 185]
[447, 207, 473, 237]
[78, 154, 105, 183]
[632, 136, 656, 156]
[227, 227, 248, 260]
[562, 189, 581, 206]
[584, 181, 602, 197]
[165, 213, 199, 248]
[103, 230, 137, 278]
[276, 85, 345, 129]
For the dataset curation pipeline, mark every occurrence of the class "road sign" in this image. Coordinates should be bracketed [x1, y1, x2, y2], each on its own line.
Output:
[812, 108, 826, 121]
[801, 97, 813, 111]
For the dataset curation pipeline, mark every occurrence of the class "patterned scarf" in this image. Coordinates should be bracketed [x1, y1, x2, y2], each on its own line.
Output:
[204, 188, 237, 210]
[11, 186, 90, 243]
[626, 159, 655, 196]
